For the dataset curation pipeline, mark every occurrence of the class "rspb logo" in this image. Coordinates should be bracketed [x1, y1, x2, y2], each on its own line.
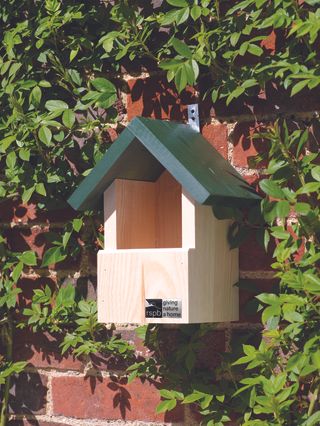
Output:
[145, 299, 182, 319]
[145, 299, 162, 318]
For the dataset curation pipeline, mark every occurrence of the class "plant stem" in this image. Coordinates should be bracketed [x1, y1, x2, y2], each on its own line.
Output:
[308, 382, 319, 417]
[0, 312, 13, 426]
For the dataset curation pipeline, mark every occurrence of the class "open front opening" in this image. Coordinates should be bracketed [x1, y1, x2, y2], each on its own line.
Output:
[104, 171, 183, 249]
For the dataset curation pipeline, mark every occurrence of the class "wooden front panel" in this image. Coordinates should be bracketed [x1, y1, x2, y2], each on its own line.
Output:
[97, 248, 190, 324]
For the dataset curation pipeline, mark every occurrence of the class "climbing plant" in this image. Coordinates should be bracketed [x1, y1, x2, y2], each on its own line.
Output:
[0, 0, 320, 425]
[0, 1, 134, 424]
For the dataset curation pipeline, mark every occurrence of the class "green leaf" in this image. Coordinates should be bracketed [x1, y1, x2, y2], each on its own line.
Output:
[38, 126, 52, 146]
[295, 202, 310, 215]
[260, 179, 285, 199]
[296, 182, 320, 194]
[96, 92, 117, 109]
[19, 149, 30, 161]
[256, 293, 279, 305]
[41, 247, 67, 267]
[62, 109, 75, 128]
[12, 261, 23, 282]
[92, 78, 116, 93]
[247, 44, 263, 56]
[176, 6, 189, 24]
[70, 48, 79, 62]
[45, 100, 69, 112]
[190, 5, 201, 20]
[160, 389, 175, 399]
[0, 135, 16, 152]
[167, 0, 188, 6]
[19, 251, 37, 266]
[275, 200, 290, 218]
[36, 183, 46, 196]
[172, 38, 192, 59]
[291, 80, 309, 96]
[68, 69, 82, 86]
[311, 165, 320, 182]
[30, 86, 42, 106]
[156, 398, 177, 414]
[183, 392, 203, 404]
[302, 411, 320, 426]
[226, 86, 245, 105]
[22, 186, 35, 203]
[160, 59, 184, 70]
[6, 151, 16, 169]
[72, 218, 83, 232]
[62, 231, 71, 248]
[191, 59, 199, 80]
[239, 42, 249, 56]
[211, 89, 219, 103]
[175, 66, 188, 93]
[230, 33, 240, 47]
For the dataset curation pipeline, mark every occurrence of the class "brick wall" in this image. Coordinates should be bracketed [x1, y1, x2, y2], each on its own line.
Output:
[5, 69, 318, 426]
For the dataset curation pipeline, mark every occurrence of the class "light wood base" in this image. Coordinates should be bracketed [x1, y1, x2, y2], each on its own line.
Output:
[98, 247, 238, 324]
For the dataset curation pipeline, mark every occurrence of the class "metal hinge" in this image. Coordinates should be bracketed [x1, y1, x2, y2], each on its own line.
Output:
[187, 104, 200, 132]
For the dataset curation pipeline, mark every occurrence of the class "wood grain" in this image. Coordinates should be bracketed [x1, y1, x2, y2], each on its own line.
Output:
[188, 201, 239, 322]
[104, 172, 183, 249]
[98, 248, 189, 324]
[155, 171, 182, 248]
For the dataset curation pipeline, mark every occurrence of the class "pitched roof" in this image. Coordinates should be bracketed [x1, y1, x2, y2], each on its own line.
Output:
[68, 117, 260, 211]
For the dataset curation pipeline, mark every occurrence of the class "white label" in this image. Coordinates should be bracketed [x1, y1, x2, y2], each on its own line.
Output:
[162, 299, 182, 318]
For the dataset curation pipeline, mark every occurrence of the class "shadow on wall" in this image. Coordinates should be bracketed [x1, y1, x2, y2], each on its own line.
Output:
[107, 377, 132, 419]
[8, 368, 47, 426]
[125, 76, 197, 121]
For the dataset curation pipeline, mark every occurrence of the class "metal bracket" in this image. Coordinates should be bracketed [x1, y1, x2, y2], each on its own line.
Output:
[187, 104, 200, 132]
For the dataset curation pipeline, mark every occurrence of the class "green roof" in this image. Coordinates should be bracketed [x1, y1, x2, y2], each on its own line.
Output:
[68, 117, 260, 211]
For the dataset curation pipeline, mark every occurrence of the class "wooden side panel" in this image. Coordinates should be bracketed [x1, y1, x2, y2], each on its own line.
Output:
[155, 171, 182, 248]
[104, 181, 117, 249]
[97, 248, 190, 324]
[188, 205, 239, 322]
[181, 190, 196, 248]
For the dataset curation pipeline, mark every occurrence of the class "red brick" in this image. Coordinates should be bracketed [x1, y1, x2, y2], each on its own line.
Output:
[9, 421, 65, 426]
[239, 235, 274, 271]
[4, 226, 47, 257]
[52, 375, 183, 422]
[241, 173, 263, 191]
[119, 328, 151, 358]
[9, 373, 47, 415]
[202, 123, 228, 158]
[230, 122, 269, 168]
[261, 30, 276, 53]
[0, 199, 78, 226]
[13, 329, 84, 371]
[127, 76, 197, 121]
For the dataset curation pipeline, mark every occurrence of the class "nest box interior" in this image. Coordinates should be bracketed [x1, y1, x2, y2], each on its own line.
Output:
[104, 171, 182, 250]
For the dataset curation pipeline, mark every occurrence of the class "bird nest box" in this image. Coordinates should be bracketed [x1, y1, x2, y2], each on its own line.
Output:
[68, 117, 260, 324]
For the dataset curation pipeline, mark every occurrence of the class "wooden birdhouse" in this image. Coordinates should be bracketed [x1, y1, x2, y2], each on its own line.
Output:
[68, 117, 260, 324]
